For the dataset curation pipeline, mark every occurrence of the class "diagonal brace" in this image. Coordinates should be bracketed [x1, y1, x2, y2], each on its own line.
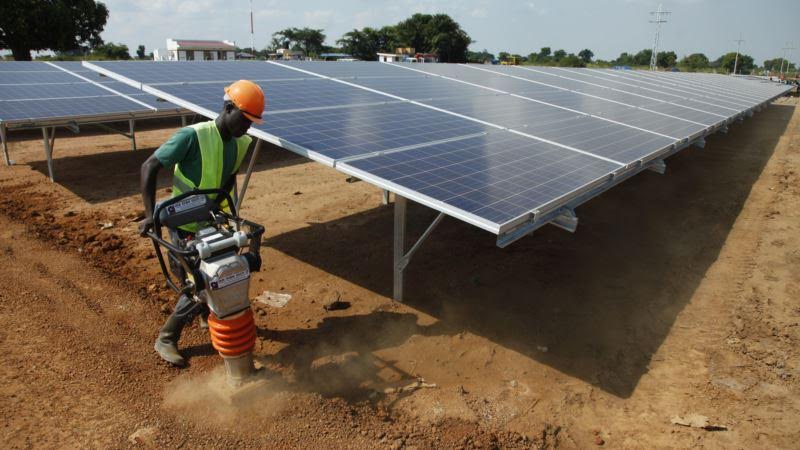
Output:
[393, 194, 445, 301]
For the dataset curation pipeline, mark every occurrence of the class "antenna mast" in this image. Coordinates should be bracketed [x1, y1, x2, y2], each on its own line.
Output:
[733, 34, 745, 75]
[780, 42, 795, 76]
[649, 4, 671, 71]
[249, 0, 255, 53]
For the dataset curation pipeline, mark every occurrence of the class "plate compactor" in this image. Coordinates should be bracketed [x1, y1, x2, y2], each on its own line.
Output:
[146, 188, 265, 386]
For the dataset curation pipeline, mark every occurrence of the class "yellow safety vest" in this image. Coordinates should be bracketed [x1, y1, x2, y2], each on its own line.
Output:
[172, 121, 251, 233]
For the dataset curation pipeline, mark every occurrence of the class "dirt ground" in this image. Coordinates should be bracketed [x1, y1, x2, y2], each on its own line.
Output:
[1, 96, 798, 449]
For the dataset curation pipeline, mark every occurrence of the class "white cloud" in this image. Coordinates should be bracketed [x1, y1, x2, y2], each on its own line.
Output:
[303, 9, 335, 25]
[470, 8, 487, 18]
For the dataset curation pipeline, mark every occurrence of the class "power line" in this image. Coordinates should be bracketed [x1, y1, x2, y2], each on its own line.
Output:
[649, 4, 671, 71]
[733, 33, 745, 75]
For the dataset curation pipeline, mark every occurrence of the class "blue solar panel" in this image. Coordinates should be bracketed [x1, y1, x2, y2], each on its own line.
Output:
[89, 61, 306, 85]
[341, 131, 620, 226]
[0, 95, 158, 122]
[0, 61, 180, 123]
[536, 67, 745, 113]
[580, 69, 754, 109]
[84, 60, 792, 234]
[159, 78, 391, 113]
[263, 102, 489, 160]
[276, 62, 683, 164]
[448, 65, 723, 128]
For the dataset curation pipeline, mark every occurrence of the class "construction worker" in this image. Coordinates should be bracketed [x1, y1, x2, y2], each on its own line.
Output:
[138, 80, 265, 367]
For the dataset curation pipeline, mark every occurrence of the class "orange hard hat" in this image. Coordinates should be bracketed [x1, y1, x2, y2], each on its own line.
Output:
[224, 80, 265, 124]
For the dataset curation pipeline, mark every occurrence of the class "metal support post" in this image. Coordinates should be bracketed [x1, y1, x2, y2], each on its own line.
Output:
[382, 189, 390, 205]
[129, 119, 137, 151]
[393, 195, 407, 301]
[236, 139, 262, 212]
[1, 122, 9, 166]
[181, 115, 188, 127]
[392, 194, 445, 302]
[42, 127, 56, 182]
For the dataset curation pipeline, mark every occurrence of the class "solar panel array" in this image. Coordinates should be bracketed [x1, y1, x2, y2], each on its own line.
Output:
[84, 60, 792, 237]
[0, 61, 180, 126]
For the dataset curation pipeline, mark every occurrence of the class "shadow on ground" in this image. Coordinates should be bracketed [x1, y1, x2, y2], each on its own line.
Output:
[258, 311, 423, 401]
[263, 102, 795, 398]
[26, 137, 303, 203]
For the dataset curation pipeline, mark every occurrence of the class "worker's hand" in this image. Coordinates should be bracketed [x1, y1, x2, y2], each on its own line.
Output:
[138, 217, 153, 237]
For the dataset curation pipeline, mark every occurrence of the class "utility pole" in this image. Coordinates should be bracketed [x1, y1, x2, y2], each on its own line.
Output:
[649, 4, 671, 71]
[780, 42, 795, 77]
[249, 0, 255, 53]
[733, 33, 745, 75]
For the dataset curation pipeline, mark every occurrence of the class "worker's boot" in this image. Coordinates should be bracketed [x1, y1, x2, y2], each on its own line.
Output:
[154, 313, 187, 367]
[198, 310, 209, 330]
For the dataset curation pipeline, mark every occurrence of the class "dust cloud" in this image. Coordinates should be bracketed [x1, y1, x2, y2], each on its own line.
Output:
[162, 367, 291, 427]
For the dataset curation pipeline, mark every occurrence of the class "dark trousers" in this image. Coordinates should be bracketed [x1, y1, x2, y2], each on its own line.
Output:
[167, 227, 209, 323]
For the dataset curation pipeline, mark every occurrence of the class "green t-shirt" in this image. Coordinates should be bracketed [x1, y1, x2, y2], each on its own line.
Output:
[154, 126, 241, 187]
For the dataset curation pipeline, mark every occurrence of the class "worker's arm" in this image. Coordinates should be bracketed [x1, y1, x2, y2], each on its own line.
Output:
[139, 128, 195, 235]
[139, 154, 163, 236]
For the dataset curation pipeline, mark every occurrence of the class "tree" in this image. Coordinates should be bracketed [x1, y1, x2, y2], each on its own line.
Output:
[633, 49, 652, 66]
[427, 14, 472, 63]
[337, 26, 397, 61]
[614, 52, 634, 66]
[293, 27, 326, 57]
[578, 48, 594, 64]
[0, 0, 108, 61]
[466, 48, 494, 63]
[763, 57, 784, 72]
[656, 50, 677, 68]
[538, 47, 551, 59]
[270, 27, 326, 57]
[558, 53, 585, 67]
[91, 42, 130, 60]
[679, 53, 709, 71]
[715, 51, 754, 74]
[553, 49, 566, 62]
[393, 13, 471, 63]
[136, 44, 145, 59]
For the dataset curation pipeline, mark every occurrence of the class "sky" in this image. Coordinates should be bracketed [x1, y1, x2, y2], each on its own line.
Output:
[50, 0, 800, 64]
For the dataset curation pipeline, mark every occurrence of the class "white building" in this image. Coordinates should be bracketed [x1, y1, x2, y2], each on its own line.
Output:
[376, 48, 438, 63]
[159, 39, 237, 61]
[377, 52, 403, 63]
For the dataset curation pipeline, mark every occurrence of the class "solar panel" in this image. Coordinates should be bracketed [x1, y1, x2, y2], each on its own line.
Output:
[280, 61, 681, 165]
[87, 60, 307, 85]
[0, 61, 181, 124]
[83, 60, 792, 237]
[340, 131, 620, 228]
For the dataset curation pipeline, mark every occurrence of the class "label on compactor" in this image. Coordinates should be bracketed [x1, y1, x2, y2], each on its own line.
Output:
[167, 195, 206, 214]
[210, 268, 249, 290]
